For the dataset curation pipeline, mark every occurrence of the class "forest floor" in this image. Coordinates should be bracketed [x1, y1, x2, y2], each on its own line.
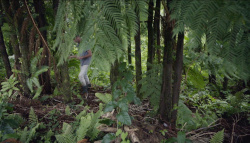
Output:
[9, 87, 250, 143]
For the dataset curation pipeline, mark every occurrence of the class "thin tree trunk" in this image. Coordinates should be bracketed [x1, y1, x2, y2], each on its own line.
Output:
[134, 15, 142, 99]
[154, 0, 161, 63]
[209, 74, 216, 85]
[159, 1, 173, 121]
[171, 33, 184, 126]
[147, 0, 154, 71]
[34, 0, 52, 94]
[128, 33, 132, 65]
[0, 26, 12, 78]
[10, 34, 21, 73]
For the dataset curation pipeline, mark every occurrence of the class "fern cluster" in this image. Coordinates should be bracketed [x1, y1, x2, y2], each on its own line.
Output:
[56, 103, 103, 142]
[170, 0, 250, 80]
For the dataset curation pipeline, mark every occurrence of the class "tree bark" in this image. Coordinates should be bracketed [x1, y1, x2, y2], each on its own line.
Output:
[0, 26, 12, 78]
[171, 33, 184, 126]
[58, 62, 71, 102]
[128, 34, 132, 65]
[134, 15, 142, 99]
[159, 0, 174, 121]
[34, 0, 52, 94]
[147, 0, 154, 71]
[153, 0, 161, 63]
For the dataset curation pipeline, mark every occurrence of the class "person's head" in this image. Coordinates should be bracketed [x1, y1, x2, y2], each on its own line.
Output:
[74, 36, 81, 43]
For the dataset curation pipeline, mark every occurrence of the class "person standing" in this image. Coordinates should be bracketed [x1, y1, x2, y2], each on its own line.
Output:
[70, 36, 92, 96]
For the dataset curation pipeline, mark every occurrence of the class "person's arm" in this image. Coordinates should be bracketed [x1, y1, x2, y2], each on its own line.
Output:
[76, 50, 92, 60]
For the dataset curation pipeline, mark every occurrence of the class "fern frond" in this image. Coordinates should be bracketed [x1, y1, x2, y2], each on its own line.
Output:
[56, 123, 74, 143]
[95, 93, 112, 104]
[29, 107, 38, 127]
[76, 116, 91, 142]
[210, 129, 224, 143]
[139, 63, 162, 111]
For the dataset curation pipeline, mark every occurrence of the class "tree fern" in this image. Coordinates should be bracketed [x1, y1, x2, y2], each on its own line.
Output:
[210, 129, 224, 143]
[53, 0, 148, 75]
[170, 0, 250, 80]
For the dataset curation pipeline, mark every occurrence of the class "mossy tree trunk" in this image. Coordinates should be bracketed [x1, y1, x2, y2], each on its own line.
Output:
[0, 25, 12, 78]
[34, 0, 52, 94]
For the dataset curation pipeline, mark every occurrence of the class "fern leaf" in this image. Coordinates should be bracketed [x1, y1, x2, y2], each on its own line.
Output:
[29, 107, 38, 126]
[210, 129, 224, 143]
[76, 116, 91, 142]
[95, 93, 112, 103]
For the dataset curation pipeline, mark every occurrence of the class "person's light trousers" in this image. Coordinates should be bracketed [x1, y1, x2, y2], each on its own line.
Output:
[78, 65, 90, 86]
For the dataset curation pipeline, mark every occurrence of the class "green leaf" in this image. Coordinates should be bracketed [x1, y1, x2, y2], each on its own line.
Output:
[177, 131, 186, 143]
[26, 79, 33, 92]
[118, 101, 128, 112]
[95, 93, 112, 103]
[116, 111, 131, 125]
[8, 89, 13, 97]
[102, 133, 116, 143]
[33, 86, 42, 99]
[165, 137, 177, 143]
[31, 77, 40, 88]
[133, 96, 141, 105]
[121, 132, 128, 141]
[116, 129, 122, 136]
[65, 106, 71, 116]
[104, 101, 117, 113]
[12, 87, 19, 91]
[113, 89, 122, 100]
[34, 66, 49, 77]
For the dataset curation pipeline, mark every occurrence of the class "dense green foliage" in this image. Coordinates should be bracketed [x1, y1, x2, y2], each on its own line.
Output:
[0, 0, 249, 142]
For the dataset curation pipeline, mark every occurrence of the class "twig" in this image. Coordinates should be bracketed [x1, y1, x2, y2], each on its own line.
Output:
[231, 114, 241, 143]
[186, 123, 220, 136]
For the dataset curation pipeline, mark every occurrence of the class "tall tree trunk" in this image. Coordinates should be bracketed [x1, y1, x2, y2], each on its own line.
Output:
[153, 0, 161, 63]
[134, 15, 142, 99]
[0, 26, 12, 78]
[147, 0, 154, 71]
[34, 0, 52, 94]
[171, 33, 184, 126]
[159, 1, 174, 121]
[127, 33, 132, 65]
